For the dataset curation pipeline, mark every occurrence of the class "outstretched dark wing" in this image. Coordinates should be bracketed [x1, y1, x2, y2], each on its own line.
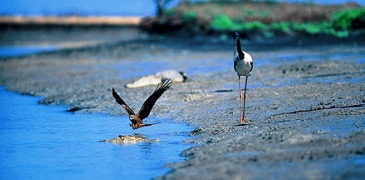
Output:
[112, 88, 135, 116]
[137, 79, 172, 120]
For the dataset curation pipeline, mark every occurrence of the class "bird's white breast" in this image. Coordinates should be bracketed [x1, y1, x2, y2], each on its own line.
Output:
[234, 51, 253, 76]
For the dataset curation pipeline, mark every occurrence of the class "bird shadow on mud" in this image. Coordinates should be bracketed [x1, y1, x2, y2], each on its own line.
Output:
[272, 103, 364, 116]
[233, 122, 251, 126]
[233, 102, 365, 126]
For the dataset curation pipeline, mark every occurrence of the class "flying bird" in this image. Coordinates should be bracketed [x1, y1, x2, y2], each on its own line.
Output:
[232, 32, 253, 123]
[112, 79, 172, 130]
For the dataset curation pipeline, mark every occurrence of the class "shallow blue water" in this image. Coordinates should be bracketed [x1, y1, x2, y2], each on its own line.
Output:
[0, 87, 194, 179]
[0, 0, 158, 17]
[0, 46, 58, 58]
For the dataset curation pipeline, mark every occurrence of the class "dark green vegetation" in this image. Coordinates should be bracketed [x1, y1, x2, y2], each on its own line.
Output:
[141, 1, 365, 38]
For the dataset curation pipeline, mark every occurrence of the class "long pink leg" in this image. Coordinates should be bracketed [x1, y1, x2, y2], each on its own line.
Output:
[242, 76, 248, 122]
[239, 76, 244, 122]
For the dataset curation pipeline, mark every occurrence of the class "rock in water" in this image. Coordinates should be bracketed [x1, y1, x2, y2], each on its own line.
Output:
[102, 134, 159, 144]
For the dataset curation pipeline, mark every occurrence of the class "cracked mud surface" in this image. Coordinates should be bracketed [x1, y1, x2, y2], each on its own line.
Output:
[1, 28, 365, 179]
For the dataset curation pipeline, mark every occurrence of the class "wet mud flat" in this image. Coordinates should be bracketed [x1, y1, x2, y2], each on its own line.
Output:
[0, 28, 365, 179]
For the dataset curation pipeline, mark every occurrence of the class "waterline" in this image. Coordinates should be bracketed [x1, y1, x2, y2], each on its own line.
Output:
[0, 87, 194, 179]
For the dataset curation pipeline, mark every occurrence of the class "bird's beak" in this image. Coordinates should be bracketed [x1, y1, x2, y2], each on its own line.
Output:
[232, 32, 239, 39]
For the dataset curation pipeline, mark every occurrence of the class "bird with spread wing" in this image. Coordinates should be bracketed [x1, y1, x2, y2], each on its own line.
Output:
[112, 79, 172, 130]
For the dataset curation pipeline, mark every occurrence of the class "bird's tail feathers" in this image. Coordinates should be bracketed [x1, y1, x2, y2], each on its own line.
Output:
[141, 123, 156, 127]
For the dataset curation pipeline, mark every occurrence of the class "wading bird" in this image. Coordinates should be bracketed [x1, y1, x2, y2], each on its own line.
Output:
[112, 79, 172, 130]
[232, 32, 253, 123]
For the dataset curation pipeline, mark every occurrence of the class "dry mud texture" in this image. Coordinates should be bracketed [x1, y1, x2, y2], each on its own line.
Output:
[1, 30, 365, 179]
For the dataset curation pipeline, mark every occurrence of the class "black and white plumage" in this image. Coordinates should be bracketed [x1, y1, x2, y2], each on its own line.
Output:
[233, 32, 253, 123]
[112, 79, 172, 130]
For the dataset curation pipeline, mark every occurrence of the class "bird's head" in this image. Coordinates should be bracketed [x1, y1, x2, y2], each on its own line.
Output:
[179, 71, 188, 82]
[129, 115, 135, 121]
[129, 115, 140, 130]
[232, 32, 240, 42]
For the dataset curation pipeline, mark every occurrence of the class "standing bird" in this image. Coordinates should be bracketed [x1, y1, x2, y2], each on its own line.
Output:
[232, 32, 253, 123]
[112, 79, 172, 130]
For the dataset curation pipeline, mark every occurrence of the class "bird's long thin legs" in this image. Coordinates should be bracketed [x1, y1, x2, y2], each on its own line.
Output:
[239, 76, 244, 122]
[242, 76, 248, 123]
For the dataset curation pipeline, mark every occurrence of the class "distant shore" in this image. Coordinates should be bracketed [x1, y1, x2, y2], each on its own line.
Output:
[0, 16, 143, 26]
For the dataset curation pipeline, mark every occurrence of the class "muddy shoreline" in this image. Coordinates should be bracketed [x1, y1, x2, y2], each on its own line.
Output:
[1, 28, 365, 179]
